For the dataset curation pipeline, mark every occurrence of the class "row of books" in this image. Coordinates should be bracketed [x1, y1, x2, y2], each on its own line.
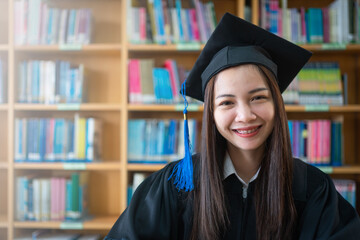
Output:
[14, 0, 93, 45]
[260, 0, 355, 44]
[282, 62, 344, 105]
[17, 60, 86, 104]
[127, 0, 216, 44]
[128, 59, 191, 104]
[288, 120, 343, 166]
[128, 119, 198, 164]
[14, 116, 102, 163]
[333, 179, 356, 207]
[16, 172, 88, 222]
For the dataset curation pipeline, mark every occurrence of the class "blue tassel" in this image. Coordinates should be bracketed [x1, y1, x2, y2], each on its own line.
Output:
[168, 80, 194, 192]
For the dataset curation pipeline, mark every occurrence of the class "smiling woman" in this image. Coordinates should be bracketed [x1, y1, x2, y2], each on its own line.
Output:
[213, 64, 275, 183]
[105, 13, 360, 240]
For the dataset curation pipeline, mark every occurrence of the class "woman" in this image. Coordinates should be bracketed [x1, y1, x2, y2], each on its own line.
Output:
[105, 13, 360, 240]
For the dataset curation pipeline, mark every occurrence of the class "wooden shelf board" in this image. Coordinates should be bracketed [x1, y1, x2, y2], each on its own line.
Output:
[285, 105, 360, 112]
[14, 44, 122, 53]
[0, 104, 8, 111]
[0, 214, 8, 228]
[14, 216, 117, 230]
[128, 104, 204, 112]
[331, 166, 360, 174]
[14, 162, 121, 170]
[0, 162, 7, 169]
[14, 103, 122, 111]
[0, 45, 8, 51]
[127, 164, 166, 172]
[300, 44, 360, 52]
[128, 43, 205, 52]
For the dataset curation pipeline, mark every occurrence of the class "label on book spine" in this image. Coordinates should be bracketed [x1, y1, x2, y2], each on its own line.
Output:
[59, 44, 83, 51]
[318, 166, 333, 174]
[305, 105, 330, 112]
[57, 104, 81, 110]
[63, 163, 87, 170]
[60, 222, 84, 229]
[321, 43, 346, 50]
[176, 43, 201, 51]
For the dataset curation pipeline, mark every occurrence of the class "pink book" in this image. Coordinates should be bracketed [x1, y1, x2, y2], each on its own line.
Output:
[128, 59, 142, 103]
[139, 7, 147, 42]
[306, 120, 311, 163]
[59, 178, 66, 220]
[315, 120, 321, 164]
[189, 9, 200, 41]
[164, 59, 180, 102]
[194, 0, 207, 42]
[300, 7, 307, 43]
[322, 7, 330, 43]
[324, 120, 331, 164]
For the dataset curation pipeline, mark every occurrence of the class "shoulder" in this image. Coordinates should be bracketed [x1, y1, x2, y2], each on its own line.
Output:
[292, 158, 330, 202]
[139, 153, 200, 195]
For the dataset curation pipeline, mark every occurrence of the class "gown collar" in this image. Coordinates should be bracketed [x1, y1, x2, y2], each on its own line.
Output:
[223, 152, 261, 187]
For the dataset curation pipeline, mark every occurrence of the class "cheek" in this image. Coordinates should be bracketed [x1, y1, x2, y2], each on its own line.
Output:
[214, 110, 233, 130]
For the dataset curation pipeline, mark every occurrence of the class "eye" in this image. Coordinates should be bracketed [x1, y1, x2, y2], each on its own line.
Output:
[251, 95, 267, 102]
[219, 100, 233, 106]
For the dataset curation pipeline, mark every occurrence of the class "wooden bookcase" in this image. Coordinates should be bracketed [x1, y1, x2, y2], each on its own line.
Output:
[1, 0, 360, 239]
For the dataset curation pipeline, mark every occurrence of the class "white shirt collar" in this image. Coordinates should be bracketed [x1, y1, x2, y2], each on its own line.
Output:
[223, 152, 261, 187]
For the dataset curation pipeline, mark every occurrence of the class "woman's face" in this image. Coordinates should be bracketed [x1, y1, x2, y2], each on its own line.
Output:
[213, 65, 275, 155]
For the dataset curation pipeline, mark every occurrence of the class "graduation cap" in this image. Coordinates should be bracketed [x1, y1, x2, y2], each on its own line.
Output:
[169, 13, 312, 191]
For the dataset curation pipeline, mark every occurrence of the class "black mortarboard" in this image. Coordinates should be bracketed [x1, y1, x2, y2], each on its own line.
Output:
[169, 13, 312, 192]
[185, 12, 312, 101]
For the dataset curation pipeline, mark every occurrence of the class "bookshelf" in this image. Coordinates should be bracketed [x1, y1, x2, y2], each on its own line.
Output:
[2, 0, 360, 239]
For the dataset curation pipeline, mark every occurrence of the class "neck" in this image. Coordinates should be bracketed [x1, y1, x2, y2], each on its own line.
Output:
[227, 143, 263, 183]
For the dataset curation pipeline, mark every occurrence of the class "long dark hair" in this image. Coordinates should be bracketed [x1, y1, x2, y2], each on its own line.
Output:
[190, 64, 296, 240]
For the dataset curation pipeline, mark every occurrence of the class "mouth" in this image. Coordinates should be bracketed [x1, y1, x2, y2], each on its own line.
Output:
[233, 125, 262, 136]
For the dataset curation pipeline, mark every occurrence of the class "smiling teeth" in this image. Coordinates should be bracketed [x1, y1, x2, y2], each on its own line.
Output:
[236, 127, 259, 134]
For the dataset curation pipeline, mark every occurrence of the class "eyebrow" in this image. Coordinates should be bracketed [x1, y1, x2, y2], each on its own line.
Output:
[215, 87, 269, 99]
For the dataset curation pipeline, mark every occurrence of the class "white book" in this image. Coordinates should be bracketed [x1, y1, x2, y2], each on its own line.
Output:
[58, 9, 69, 44]
[132, 173, 146, 195]
[39, 61, 45, 103]
[40, 3, 48, 45]
[40, 178, 51, 221]
[33, 178, 41, 221]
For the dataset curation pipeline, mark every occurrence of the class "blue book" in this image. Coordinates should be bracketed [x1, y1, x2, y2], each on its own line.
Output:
[67, 9, 76, 44]
[127, 120, 146, 162]
[67, 119, 75, 161]
[65, 179, 72, 220]
[288, 120, 293, 148]
[27, 179, 35, 221]
[154, 0, 166, 44]
[157, 120, 166, 155]
[38, 118, 47, 161]
[152, 68, 162, 103]
[54, 119, 65, 162]
[47, 8, 54, 44]
[175, 0, 184, 42]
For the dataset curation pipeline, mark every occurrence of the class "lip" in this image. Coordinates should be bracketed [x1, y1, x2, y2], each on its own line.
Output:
[233, 125, 262, 138]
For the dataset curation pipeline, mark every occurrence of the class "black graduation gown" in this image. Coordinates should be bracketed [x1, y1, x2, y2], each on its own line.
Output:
[105, 156, 360, 240]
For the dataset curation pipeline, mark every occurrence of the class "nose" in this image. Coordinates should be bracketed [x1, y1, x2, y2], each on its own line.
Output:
[234, 104, 256, 122]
